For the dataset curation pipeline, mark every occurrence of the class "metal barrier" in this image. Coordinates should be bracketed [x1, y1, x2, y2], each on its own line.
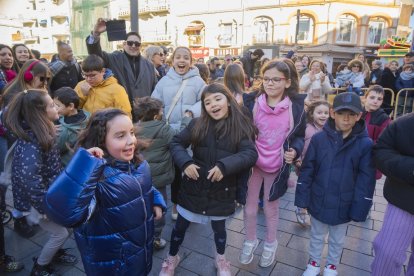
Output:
[393, 88, 414, 120]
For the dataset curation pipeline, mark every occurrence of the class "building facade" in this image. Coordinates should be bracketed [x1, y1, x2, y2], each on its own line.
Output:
[0, 0, 71, 58]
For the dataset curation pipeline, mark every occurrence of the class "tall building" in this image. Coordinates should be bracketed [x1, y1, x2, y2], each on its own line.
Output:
[0, 0, 71, 59]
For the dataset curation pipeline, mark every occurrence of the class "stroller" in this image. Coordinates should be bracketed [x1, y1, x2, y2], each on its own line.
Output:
[0, 141, 16, 225]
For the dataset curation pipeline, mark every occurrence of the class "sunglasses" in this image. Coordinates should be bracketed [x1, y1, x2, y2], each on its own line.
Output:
[39, 76, 51, 83]
[126, 41, 141, 47]
[225, 58, 232, 61]
[155, 53, 164, 57]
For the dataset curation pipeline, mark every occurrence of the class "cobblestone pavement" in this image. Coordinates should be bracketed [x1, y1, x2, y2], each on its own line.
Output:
[4, 174, 402, 276]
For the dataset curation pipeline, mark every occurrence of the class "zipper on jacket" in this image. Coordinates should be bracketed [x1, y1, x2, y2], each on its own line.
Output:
[134, 162, 149, 266]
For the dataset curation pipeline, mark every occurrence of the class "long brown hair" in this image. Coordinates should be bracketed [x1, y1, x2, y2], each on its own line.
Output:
[5, 89, 55, 151]
[191, 83, 256, 146]
[224, 63, 245, 97]
[76, 108, 143, 163]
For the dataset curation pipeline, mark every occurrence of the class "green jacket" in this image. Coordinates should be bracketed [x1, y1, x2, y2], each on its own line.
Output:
[137, 117, 191, 188]
[56, 110, 90, 166]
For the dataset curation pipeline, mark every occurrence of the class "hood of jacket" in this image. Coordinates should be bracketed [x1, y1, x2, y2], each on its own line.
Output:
[137, 120, 165, 139]
[165, 66, 201, 81]
[363, 108, 389, 126]
[58, 110, 90, 131]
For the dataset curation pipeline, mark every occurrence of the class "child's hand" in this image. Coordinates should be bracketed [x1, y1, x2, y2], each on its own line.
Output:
[184, 164, 200, 180]
[207, 166, 223, 182]
[153, 206, 162, 220]
[87, 147, 104, 159]
[80, 82, 92, 96]
[284, 148, 297, 164]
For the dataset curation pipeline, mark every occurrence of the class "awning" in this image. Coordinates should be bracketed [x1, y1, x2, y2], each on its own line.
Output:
[184, 24, 204, 34]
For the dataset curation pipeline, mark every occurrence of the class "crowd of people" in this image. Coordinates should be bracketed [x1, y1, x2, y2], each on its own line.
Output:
[0, 17, 413, 276]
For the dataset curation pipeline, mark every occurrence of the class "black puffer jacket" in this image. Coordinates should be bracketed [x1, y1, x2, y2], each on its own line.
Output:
[170, 119, 258, 216]
[373, 113, 414, 214]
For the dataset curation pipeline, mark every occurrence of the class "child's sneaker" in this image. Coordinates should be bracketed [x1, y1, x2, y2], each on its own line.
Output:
[215, 254, 231, 276]
[52, 248, 77, 265]
[323, 264, 338, 276]
[0, 255, 24, 272]
[159, 255, 180, 276]
[296, 207, 309, 227]
[154, 237, 167, 250]
[239, 239, 259, 264]
[259, 240, 278, 268]
[302, 260, 321, 276]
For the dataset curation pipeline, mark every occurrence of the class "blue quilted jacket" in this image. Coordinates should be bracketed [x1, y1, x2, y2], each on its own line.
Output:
[45, 148, 166, 276]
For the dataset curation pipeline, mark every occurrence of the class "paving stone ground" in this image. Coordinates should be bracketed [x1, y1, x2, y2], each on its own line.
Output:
[3, 174, 406, 275]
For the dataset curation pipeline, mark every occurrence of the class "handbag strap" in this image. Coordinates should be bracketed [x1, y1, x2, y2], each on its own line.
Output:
[165, 78, 189, 123]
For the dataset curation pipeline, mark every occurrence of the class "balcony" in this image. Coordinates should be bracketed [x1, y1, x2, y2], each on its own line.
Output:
[51, 24, 70, 36]
[188, 35, 204, 48]
[252, 34, 271, 45]
[118, 2, 170, 20]
[23, 35, 40, 44]
[141, 33, 172, 45]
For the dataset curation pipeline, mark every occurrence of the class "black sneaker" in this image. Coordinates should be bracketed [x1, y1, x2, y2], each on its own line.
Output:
[30, 262, 58, 276]
[0, 255, 24, 272]
[14, 217, 36, 238]
[52, 248, 77, 265]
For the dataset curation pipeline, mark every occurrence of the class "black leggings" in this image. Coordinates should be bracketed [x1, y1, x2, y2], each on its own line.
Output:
[169, 214, 227, 256]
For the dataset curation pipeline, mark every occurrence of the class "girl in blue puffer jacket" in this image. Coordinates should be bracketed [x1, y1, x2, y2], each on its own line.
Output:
[44, 108, 166, 276]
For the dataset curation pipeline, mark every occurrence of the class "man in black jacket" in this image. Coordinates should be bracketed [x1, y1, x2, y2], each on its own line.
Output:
[371, 113, 414, 276]
[240, 49, 264, 87]
[86, 18, 157, 117]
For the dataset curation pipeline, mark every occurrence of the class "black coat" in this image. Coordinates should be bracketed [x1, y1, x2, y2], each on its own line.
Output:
[379, 67, 399, 114]
[170, 119, 258, 216]
[373, 113, 414, 215]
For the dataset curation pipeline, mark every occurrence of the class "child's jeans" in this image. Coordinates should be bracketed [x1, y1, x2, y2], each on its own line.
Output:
[154, 186, 167, 239]
[244, 166, 280, 243]
[28, 208, 70, 266]
[371, 203, 414, 276]
[308, 217, 347, 266]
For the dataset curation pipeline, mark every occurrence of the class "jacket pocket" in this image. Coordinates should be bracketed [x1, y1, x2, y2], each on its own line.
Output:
[339, 192, 353, 220]
[309, 187, 324, 213]
[117, 241, 143, 274]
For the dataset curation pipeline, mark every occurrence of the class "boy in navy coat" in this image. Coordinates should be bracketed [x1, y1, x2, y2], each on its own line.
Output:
[295, 92, 376, 276]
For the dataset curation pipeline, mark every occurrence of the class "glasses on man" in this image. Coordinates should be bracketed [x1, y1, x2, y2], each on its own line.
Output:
[39, 76, 51, 83]
[126, 41, 141, 47]
[82, 72, 99, 79]
[263, 77, 286, 84]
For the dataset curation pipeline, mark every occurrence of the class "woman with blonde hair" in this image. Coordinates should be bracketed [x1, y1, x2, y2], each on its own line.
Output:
[144, 45, 165, 81]
[299, 59, 332, 102]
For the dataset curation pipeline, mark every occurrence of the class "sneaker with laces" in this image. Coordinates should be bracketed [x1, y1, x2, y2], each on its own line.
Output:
[154, 237, 167, 250]
[0, 255, 24, 272]
[259, 241, 278, 268]
[323, 264, 338, 276]
[30, 262, 57, 276]
[159, 255, 180, 276]
[239, 239, 259, 265]
[302, 260, 321, 276]
[51, 248, 77, 265]
[215, 254, 231, 276]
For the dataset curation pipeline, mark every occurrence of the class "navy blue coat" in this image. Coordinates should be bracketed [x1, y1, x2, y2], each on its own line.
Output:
[295, 119, 376, 225]
[243, 92, 306, 201]
[45, 148, 166, 276]
[12, 133, 61, 214]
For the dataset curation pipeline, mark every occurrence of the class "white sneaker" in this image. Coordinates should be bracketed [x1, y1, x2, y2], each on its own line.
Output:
[238, 239, 259, 265]
[323, 264, 338, 276]
[215, 254, 231, 276]
[302, 260, 321, 276]
[159, 255, 180, 276]
[259, 240, 278, 267]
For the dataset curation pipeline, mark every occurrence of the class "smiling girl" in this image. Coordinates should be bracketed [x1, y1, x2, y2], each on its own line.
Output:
[159, 83, 257, 276]
[0, 44, 17, 92]
[240, 59, 306, 268]
[152, 46, 205, 220]
[12, 44, 33, 72]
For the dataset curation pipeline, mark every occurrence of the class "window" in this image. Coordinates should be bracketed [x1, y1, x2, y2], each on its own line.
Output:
[253, 17, 272, 44]
[337, 14, 357, 43]
[290, 15, 314, 43]
[368, 18, 386, 44]
[219, 23, 233, 45]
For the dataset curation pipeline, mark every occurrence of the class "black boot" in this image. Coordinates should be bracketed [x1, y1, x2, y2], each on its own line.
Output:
[14, 217, 36, 238]
[30, 261, 58, 276]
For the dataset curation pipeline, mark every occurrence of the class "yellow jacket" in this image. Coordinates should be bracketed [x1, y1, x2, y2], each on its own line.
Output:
[75, 74, 132, 117]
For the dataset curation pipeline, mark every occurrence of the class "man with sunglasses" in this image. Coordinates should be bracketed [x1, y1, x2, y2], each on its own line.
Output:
[86, 18, 157, 120]
[208, 57, 224, 81]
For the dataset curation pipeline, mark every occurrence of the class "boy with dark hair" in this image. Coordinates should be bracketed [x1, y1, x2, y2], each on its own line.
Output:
[134, 96, 192, 250]
[295, 92, 376, 276]
[54, 87, 90, 166]
[74, 54, 132, 117]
